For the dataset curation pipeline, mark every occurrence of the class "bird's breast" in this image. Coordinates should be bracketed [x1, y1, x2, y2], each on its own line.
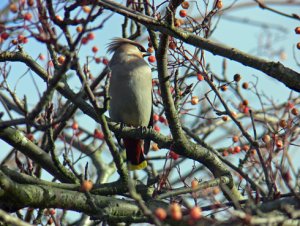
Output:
[109, 60, 152, 127]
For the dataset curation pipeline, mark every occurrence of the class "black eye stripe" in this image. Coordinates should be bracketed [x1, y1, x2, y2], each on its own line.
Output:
[136, 45, 146, 52]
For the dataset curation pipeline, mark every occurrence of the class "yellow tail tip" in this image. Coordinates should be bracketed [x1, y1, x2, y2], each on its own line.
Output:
[128, 160, 147, 170]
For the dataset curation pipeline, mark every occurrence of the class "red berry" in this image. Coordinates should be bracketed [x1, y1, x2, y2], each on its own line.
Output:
[24, 12, 33, 21]
[231, 111, 238, 118]
[170, 203, 182, 220]
[72, 121, 78, 130]
[95, 57, 101, 64]
[170, 203, 181, 213]
[232, 135, 239, 143]
[81, 37, 88, 44]
[155, 208, 167, 221]
[242, 100, 249, 106]
[174, 19, 183, 27]
[11, 39, 18, 45]
[242, 145, 250, 151]
[279, 119, 287, 128]
[291, 108, 299, 116]
[262, 134, 271, 143]
[179, 9, 187, 18]
[171, 210, 182, 221]
[47, 217, 53, 225]
[222, 150, 229, 156]
[220, 85, 227, 91]
[49, 209, 56, 215]
[1, 32, 9, 40]
[39, 54, 45, 61]
[243, 106, 250, 114]
[18, 34, 25, 42]
[55, 15, 63, 22]
[159, 115, 166, 123]
[154, 125, 160, 132]
[92, 46, 98, 53]
[148, 55, 156, 63]
[234, 73, 241, 82]
[26, 133, 34, 141]
[242, 82, 249, 89]
[276, 139, 283, 149]
[189, 206, 202, 220]
[234, 146, 241, 153]
[297, 43, 300, 50]
[169, 151, 179, 160]
[147, 47, 154, 53]
[212, 187, 220, 195]
[10, 3, 18, 13]
[87, 32, 95, 40]
[191, 96, 199, 105]
[80, 180, 93, 192]
[82, 6, 91, 13]
[17, 35, 28, 44]
[216, 0, 223, 9]
[102, 58, 109, 65]
[227, 147, 234, 154]
[22, 37, 28, 44]
[48, 61, 54, 67]
[151, 143, 159, 151]
[197, 73, 204, 81]
[76, 26, 83, 33]
[153, 114, 159, 122]
[181, 1, 190, 9]
[295, 27, 300, 34]
[169, 42, 176, 50]
[191, 179, 198, 189]
[27, 0, 35, 7]
[57, 55, 65, 64]
[222, 116, 228, 121]
[286, 102, 294, 109]
[94, 129, 104, 139]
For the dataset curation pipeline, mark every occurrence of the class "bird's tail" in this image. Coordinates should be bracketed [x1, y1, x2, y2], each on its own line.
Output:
[123, 138, 147, 170]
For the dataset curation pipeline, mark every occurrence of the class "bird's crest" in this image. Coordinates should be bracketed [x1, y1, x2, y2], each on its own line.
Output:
[107, 38, 146, 53]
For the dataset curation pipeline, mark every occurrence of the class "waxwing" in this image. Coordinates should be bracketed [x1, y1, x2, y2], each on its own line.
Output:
[107, 38, 152, 170]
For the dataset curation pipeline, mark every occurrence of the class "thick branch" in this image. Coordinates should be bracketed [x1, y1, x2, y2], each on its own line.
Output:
[107, 116, 244, 201]
[0, 170, 168, 223]
[0, 126, 77, 183]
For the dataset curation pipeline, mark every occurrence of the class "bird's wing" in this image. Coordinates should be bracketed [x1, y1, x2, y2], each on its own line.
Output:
[143, 91, 153, 155]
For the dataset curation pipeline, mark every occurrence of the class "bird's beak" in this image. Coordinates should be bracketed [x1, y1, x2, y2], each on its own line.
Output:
[142, 52, 151, 57]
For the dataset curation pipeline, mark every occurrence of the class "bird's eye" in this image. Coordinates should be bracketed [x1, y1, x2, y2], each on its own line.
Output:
[137, 46, 145, 52]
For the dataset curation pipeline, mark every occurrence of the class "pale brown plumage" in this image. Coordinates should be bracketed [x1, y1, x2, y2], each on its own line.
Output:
[107, 38, 152, 170]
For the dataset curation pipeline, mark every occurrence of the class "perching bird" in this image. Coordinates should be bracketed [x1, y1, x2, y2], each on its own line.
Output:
[107, 38, 152, 170]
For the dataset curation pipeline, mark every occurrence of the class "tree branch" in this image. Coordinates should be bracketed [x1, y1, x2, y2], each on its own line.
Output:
[97, 0, 300, 92]
[0, 126, 77, 183]
[0, 169, 168, 223]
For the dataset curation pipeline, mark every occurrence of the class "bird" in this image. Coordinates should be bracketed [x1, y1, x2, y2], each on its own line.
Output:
[107, 38, 153, 170]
